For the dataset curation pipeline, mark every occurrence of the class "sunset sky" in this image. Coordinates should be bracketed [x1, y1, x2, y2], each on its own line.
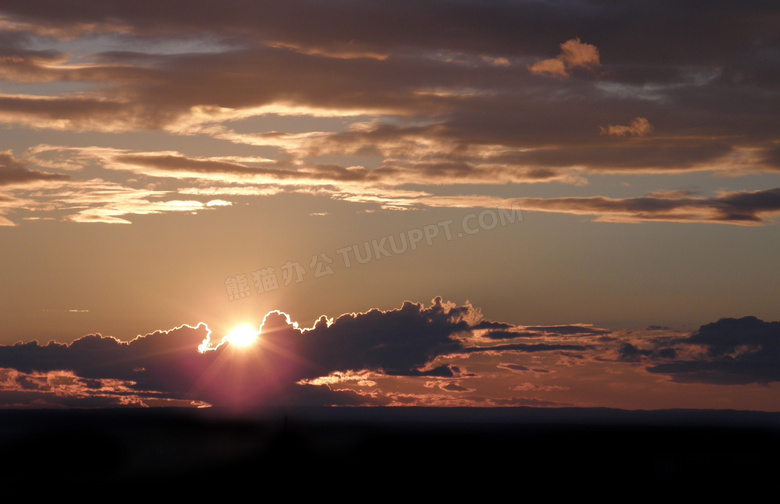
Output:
[0, 1, 778, 413]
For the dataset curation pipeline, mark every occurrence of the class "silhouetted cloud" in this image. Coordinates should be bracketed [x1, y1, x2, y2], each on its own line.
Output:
[648, 316, 780, 385]
[0, 298, 527, 409]
[523, 325, 611, 336]
[465, 343, 590, 354]
[481, 323, 610, 340]
[0, 324, 215, 396]
[618, 342, 653, 362]
[0, 296, 777, 409]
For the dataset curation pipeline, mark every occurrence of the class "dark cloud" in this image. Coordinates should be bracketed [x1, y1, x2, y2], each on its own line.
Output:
[465, 343, 589, 354]
[391, 364, 461, 377]
[501, 139, 735, 172]
[517, 188, 780, 225]
[483, 330, 533, 340]
[0, 368, 154, 408]
[618, 342, 653, 362]
[481, 324, 610, 340]
[761, 145, 780, 170]
[292, 297, 472, 375]
[646, 325, 671, 331]
[1, 1, 774, 63]
[473, 320, 514, 331]
[0, 1, 776, 230]
[0, 0, 776, 180]
[0, 324, 215, 397]
[1, 296, 777, 409]
[106, 148, 573, 188]
[0, 298, 535, 409]
[524, 325, 611, 336]
[111, 153, 379, 183]
[648, 316, 780, 384]
[0, 152, 69, 186]
[440, 382, 470, 393]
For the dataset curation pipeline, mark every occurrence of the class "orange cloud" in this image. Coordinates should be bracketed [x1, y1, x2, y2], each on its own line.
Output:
[558, 38, 600, 68]
[601, 117, 654, 137]
[528, 38, 600, 77]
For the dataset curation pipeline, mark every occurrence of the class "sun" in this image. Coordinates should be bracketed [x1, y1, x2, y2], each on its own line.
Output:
[226, 325, 259, 347]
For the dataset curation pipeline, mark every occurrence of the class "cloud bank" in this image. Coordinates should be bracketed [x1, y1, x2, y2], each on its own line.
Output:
[0, 297, 777, 411]
[647, 316, 780, 385]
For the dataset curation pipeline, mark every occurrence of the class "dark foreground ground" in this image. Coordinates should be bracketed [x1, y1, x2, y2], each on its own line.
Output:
[1, 406, 778, 492]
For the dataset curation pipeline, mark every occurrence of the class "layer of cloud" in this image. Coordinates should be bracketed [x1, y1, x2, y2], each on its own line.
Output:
[515, 188, 780, 225]
[0, 151, 68, 187]
[0, 297, 603, 409]
[0, 296, 777, 410]
[6, 145, 778, 226]
[0, 0, 776, 225]
[0, 299, 486, 409]
[0, 151, 236, 224]
[0, 368, 201, 408]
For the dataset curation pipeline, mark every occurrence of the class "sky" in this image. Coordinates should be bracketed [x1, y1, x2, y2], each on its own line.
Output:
[0, 0, 778, 413]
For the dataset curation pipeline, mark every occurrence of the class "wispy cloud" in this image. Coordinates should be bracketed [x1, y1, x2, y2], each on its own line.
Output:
[516, 188, 780, 225]
[0, 151, 69, 186]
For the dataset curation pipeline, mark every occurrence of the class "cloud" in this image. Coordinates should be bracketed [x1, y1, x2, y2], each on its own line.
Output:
[522, 325, 611, 336]
[0, 150, 245, 224]
[0, 295, 777, 410]
[5, 143, 779, 225]
[0, 299, 485, 409]
[479, 323, 610, 340]
[558, 38, 600, 68]
[0, 151, 72, 225]
[0, 297, 615, 410]
[647, 316, 780, 385]
[0, 151, 69, 186]
[528, 38, 599, 77]
[0, 94, 145, 132]
[105, 148, 572, 187]
[528, 58, 568, 77]
[0, 1, 777, 224]
[515, 188, 780, 225]
[0, 368, 187, 408]
[263, 298, 475, 377]
[601, 117, 653, 137]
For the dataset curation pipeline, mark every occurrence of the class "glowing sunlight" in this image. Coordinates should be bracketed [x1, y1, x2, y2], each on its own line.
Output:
[226, 325, 259, 347]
